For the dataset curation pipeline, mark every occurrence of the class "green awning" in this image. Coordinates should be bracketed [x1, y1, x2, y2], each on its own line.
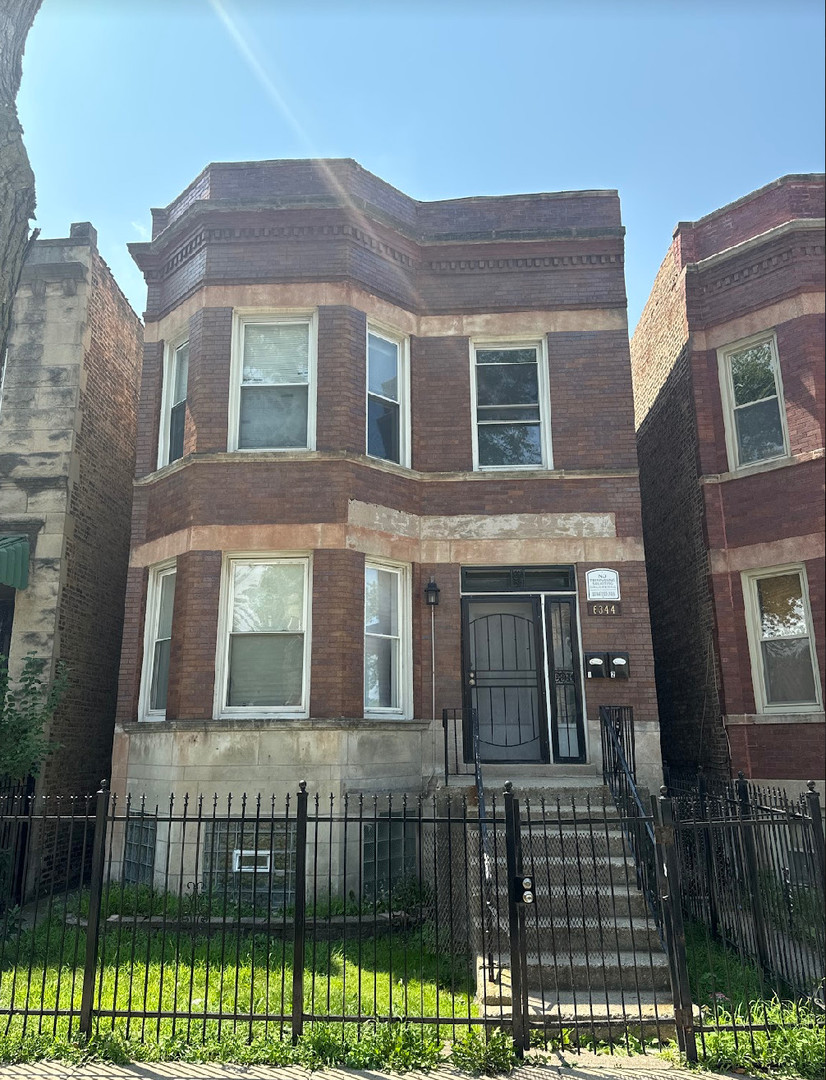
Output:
[0, 536, 29, 590]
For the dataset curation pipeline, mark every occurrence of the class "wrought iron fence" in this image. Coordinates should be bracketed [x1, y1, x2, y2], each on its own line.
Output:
[0, 771, 822, 1063]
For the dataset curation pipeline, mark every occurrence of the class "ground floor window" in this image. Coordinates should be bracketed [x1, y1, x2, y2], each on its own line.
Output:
[364, 559, 411, 716]
[743, 566, 821, 710]
[217, 555, 311, 718]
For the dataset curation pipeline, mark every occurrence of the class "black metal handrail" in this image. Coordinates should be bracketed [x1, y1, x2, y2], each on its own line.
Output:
[599, 705, 662, 934]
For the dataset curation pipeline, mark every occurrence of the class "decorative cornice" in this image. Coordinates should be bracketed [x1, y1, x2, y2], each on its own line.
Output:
[148, 219, 624, 287]
[695, 241, 824, 298]
[428, 252, 623, 274]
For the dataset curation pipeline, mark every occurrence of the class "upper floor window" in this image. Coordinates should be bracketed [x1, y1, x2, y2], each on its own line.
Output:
[216, 555, 311, 718]
[719, 332, 788, 470]
[743, 566, 821, 712]
[367, 327, 409, 466]
[159, 340, 189, 466]
[471, 342, 551, 469]
[140, 562, 176, 720]
[229, 314, 317, 451]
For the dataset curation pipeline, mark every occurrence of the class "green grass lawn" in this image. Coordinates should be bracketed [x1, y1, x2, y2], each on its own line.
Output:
[683, 920, 825, 1080]
[0, 886, 478, 1045]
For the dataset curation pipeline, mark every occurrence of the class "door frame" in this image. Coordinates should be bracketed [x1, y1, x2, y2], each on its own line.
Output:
[544, 595, 587, 764]
[461, 595, 552, 765]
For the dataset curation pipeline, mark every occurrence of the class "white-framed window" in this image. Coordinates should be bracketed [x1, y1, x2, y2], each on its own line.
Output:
[364, 559, 412, 717]
[228, 313, 317, 452]
[718, 331, 789, 470]
[743, 565, 822, 712]
[139, 561, 177, 721]
[470, 340, 552, 470]
[158, 339, 189, 467]
[366, 325, 409, 466]
[215, 555, 311, 718]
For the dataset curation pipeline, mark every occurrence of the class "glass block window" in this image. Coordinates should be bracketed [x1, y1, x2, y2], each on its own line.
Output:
[123, 814, 157, 886]
[362, 816, 418, 899]
[203, 820, 296, 908]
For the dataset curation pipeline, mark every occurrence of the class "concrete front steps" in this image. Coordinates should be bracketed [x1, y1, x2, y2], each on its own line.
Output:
[470, 782, 673, 1035]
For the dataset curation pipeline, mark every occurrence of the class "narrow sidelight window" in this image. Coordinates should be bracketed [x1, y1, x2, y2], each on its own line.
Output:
[473, 343, 548, 468]
[221, 558, 310, 715]
[364, 561, 408, 714]
[142, 563, 176, 719]
[237, 320, 312, 450]
[160, 340, 189, 466]
[720, 333, 788, 468]
[745, 568, 820, 710]
[367, 329, 406, 464]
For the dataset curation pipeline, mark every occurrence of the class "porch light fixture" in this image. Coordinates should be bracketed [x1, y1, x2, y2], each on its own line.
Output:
[424, 578, 440, 606]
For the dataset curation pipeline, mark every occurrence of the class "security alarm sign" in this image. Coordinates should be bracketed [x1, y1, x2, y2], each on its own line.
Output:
[585, 568, 620, 601]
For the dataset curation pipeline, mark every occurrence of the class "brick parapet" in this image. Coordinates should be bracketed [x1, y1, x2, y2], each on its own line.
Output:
[675, 174, 825, 264]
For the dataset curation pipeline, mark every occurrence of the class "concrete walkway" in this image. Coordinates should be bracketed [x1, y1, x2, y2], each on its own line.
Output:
[0, 1058, 757, 1080]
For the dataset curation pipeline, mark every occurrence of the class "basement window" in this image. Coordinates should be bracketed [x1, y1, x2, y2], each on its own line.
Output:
[204, 820, 296, 907]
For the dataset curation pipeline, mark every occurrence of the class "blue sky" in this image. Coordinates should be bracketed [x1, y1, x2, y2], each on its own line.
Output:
[18, 0, 826, 330]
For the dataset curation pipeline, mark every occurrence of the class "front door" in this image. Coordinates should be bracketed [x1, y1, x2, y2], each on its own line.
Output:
[462, 598, 549, 763]
[462, 594, 586, 765]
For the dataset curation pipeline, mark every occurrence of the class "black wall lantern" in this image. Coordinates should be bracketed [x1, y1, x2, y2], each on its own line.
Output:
[424, 577, 440, 606]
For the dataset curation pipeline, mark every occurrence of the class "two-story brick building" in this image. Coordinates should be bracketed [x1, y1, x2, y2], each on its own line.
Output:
[630, 175, 825, 792]
[112, 158, 663, 807]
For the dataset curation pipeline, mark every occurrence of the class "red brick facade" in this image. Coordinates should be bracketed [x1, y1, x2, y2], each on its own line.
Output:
[114, 159, 662, 797]
[631, 175, 826, 787]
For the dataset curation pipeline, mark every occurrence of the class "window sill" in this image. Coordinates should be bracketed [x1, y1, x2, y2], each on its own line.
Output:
[724, 711, 825, 727]
[702, 448, 824, 486]
[121, 717, 433, 733]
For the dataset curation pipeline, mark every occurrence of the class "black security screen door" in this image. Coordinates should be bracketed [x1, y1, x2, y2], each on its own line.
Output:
[462, 598, 549, 763]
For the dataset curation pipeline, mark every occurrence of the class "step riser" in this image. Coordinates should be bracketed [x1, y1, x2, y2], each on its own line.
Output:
[524, 927, 662, 952]
[525, 966, 671, 993]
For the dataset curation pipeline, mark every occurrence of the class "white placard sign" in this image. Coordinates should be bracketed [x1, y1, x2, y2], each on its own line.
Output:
[586, 568, 620, 601]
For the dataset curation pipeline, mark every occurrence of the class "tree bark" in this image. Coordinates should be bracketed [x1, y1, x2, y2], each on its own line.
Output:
[0, 0, 43, 383]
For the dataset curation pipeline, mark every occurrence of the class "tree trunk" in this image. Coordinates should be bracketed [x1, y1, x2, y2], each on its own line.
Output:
[0, 0, 43, 383]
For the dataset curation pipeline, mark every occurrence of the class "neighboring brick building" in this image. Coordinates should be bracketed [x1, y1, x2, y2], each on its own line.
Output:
[630, 175, 825, 793]
[113, 158, 663, 810]
[0, 223, 143, 795]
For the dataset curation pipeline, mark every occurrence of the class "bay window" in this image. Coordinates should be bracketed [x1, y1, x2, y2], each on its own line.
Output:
[364, 560, 410, 716]
[231, 315, 316, 451]
[367, 327, 408, 466]
[141, 562, 176, 720]
[218, 556, 311, 717]
[159, 340, 189, 466]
